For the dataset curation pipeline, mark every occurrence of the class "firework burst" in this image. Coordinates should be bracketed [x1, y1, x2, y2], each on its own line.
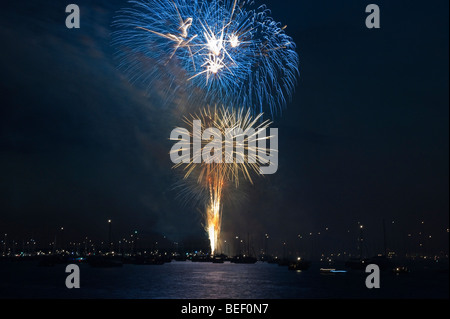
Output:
[170, 105, 274, 254]
[112, 0, 299, 116]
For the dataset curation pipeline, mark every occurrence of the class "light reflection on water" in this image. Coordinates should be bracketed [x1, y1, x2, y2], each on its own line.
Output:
[0, 261, 448, 299]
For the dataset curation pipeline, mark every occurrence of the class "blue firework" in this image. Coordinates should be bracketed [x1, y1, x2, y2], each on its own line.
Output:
[112, 0, 299, 116]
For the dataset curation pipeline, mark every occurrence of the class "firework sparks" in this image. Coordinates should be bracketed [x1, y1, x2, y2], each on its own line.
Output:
[112, 0, 299, 116]
[170, 106, 275, 254]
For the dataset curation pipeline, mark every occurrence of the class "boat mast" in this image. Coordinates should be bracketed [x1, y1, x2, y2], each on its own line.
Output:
[358, 224, 364, 259]
[383, 219, 387, 257]
[247, 232, 250, 257]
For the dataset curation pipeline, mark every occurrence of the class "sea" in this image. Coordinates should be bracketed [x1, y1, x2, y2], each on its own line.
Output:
[0, 259, 448, 299]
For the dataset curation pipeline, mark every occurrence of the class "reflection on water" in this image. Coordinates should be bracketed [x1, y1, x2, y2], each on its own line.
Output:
[0, 261, 448, 299]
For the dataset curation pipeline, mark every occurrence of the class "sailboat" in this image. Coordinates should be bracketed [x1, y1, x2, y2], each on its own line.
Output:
[231, 233, 257, 264]
[345, 220, 392, 271]
[288, 257, 311, 271]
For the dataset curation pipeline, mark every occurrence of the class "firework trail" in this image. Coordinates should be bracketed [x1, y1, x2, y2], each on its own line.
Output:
[112, 0, 299, 116]
[170, 106, 274, 254]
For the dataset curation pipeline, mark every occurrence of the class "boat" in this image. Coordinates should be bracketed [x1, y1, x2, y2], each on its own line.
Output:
[133, 255, 165, 265]
[345, 221, 392, 271]
[392, 266, 410, 274]
[173, 254, 187, 262]
[231, 233, 257, 264]
[230, 255, 257, 264]
[320, 268, 336, 273]
[212, 256, 225, 263]
[190, 255, 211, 262]
[288, 259, 311, 271]
[320, 268, 347, 274]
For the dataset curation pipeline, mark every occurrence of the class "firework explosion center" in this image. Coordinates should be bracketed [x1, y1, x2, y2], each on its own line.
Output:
[170, 120, 279, 175]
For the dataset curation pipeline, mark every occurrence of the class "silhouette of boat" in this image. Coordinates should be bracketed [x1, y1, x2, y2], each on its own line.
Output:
[320, 268, 347, 274]
[173, 254, 187, 261]
[132, 255, 165, 265]
[38, 254, 72, 266]
[231, 255, 257, 264]
[288, 259, 311, 271]
[212, 256, 225, 263]
[392, 266, 410, 274]
[320, 268, 335, 273]
[345, 221, 392, 271]
[190, 255, 211, 262]
[231, 233, 257, 264]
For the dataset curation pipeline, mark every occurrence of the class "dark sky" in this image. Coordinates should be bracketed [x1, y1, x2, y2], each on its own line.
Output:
[0, 1, 448, 257]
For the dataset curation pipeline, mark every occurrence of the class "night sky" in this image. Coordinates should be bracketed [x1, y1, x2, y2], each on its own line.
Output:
[0, 1, 448, 257]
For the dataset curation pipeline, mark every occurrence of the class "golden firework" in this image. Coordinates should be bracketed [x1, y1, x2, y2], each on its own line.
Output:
[171, 105, 274, 255]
